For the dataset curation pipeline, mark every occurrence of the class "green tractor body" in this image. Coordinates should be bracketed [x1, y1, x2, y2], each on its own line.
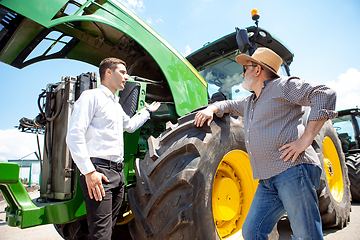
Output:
[0, 0, 206, 229]
[0, 1, 351, 239]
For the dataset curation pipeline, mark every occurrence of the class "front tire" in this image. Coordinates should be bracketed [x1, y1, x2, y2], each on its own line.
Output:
[128, 113, 258, 239]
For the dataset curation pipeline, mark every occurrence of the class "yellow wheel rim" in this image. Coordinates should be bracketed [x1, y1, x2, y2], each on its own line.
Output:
[213, 150, 258, 239]
[323, 136, 344, 202]
[116, 203, 134, 225]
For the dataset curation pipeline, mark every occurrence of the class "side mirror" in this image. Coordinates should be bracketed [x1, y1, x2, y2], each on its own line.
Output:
[235, 27, 253, 53]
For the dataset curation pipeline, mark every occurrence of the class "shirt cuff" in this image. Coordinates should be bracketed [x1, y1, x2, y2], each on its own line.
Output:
[213, 102, 225, 118]
[139, 108, 151, 120]
[308, 109, 338, 121]
[76, 157, 96, 175]
[145, 108, 152, 117]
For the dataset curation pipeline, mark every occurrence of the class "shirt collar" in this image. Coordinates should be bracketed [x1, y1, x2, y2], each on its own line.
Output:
[252, 78, 277, 101]
[98, 85, 119, 101]
[263, 78, 274, 87]
[251, 77, 281, 101]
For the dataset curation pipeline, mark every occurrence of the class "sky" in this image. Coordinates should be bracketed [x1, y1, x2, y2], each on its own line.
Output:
[0, 0, 359, 172]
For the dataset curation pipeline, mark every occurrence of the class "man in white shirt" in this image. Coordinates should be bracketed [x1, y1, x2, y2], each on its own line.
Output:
[66, 57, 160, 239]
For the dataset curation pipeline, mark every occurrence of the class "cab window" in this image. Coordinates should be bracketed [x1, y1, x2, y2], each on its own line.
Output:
[199, 51, 290, 101]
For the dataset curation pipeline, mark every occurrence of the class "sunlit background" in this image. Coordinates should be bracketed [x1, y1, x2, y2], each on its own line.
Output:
[0, 0, 359, 182]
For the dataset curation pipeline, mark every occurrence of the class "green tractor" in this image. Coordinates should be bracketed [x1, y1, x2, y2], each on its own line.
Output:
[333, 108, 360, 202]
[0, 1, 351, 239]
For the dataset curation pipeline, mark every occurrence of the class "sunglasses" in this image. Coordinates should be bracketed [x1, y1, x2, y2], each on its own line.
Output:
[243, 64, 258, 74]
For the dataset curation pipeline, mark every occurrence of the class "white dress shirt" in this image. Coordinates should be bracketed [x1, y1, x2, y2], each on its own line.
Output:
[66, 85, 150, 175]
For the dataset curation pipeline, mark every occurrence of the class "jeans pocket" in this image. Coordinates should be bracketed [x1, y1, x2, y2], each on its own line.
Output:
[308, 165, 322, 190]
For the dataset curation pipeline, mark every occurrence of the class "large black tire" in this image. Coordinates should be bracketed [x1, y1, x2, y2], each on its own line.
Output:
[346, 153, 360, 202]
[314, 121, 351, 229]
[128, 113, 258, 239]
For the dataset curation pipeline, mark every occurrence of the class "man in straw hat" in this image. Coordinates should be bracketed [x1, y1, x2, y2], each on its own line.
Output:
[194, 47, 337, 239]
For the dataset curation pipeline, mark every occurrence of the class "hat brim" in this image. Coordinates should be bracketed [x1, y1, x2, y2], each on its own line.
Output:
[236, 54, 280, 78]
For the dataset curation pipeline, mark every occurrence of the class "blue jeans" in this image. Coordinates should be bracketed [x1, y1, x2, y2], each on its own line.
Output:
[242, 164, 323, 240]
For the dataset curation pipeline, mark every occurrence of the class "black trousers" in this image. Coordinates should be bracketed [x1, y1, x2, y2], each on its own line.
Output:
[79, 164, 125, 240]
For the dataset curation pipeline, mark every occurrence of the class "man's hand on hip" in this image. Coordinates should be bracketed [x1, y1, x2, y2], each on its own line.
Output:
[279, 137, 313, 163]
[279, 119, 327, 163]
[85, 171, 109, 201]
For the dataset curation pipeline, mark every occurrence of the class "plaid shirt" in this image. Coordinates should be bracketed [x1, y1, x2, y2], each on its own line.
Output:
[214, 77, 337, 179]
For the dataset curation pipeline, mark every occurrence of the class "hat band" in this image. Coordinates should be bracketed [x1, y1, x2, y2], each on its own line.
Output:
[259, 61, 277, 73]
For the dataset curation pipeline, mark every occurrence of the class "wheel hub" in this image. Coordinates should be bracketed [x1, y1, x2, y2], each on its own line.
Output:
[213, 177, 240, 220]
[324, 158, 334, 177]
[213, 161, 242, 237]
[212, 150, 259, 239]
[323, 136, 344, 203]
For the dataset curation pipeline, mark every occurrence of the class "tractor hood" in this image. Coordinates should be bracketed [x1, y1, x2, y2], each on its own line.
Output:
[0, 0, 208, 116]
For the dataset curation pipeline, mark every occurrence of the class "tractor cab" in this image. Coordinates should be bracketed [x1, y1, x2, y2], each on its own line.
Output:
[333, 108, 360, 154]
[186, 9, 294, 102]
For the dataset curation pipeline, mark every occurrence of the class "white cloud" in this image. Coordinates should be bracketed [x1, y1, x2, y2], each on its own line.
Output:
[0, 145, 10, 154]
[181, 45, 192, 57]
[119, 0, 145, 12]
[0, 129, 44, 182]
[325, 68, 360, 111]
[146, 17, 163, 26]
[0, 129, 43, 160]
[185, 46, 192, 55]
[146, 18, 153, 25]
[155, 18, 164, 24]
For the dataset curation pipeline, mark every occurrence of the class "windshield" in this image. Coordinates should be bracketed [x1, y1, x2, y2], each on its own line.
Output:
[199, 51, 289, 101]
[333, 114, 359, 152]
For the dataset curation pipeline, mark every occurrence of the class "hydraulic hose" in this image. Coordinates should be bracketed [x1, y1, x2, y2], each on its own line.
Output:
[46, 89, 65, 122]
[37, 84, 66, 122]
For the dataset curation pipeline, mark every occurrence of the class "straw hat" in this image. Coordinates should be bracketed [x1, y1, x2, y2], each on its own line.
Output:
[235, 47, 282, 78]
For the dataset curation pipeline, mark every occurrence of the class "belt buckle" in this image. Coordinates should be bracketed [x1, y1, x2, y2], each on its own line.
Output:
[116, 162, 123, 171]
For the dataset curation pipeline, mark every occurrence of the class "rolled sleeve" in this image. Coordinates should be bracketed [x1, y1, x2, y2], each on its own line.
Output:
[282, 77, 337, 121]
[308, 88, 337, 121]
[214, 101, 227, 118]
[214, 99, 245, 118]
